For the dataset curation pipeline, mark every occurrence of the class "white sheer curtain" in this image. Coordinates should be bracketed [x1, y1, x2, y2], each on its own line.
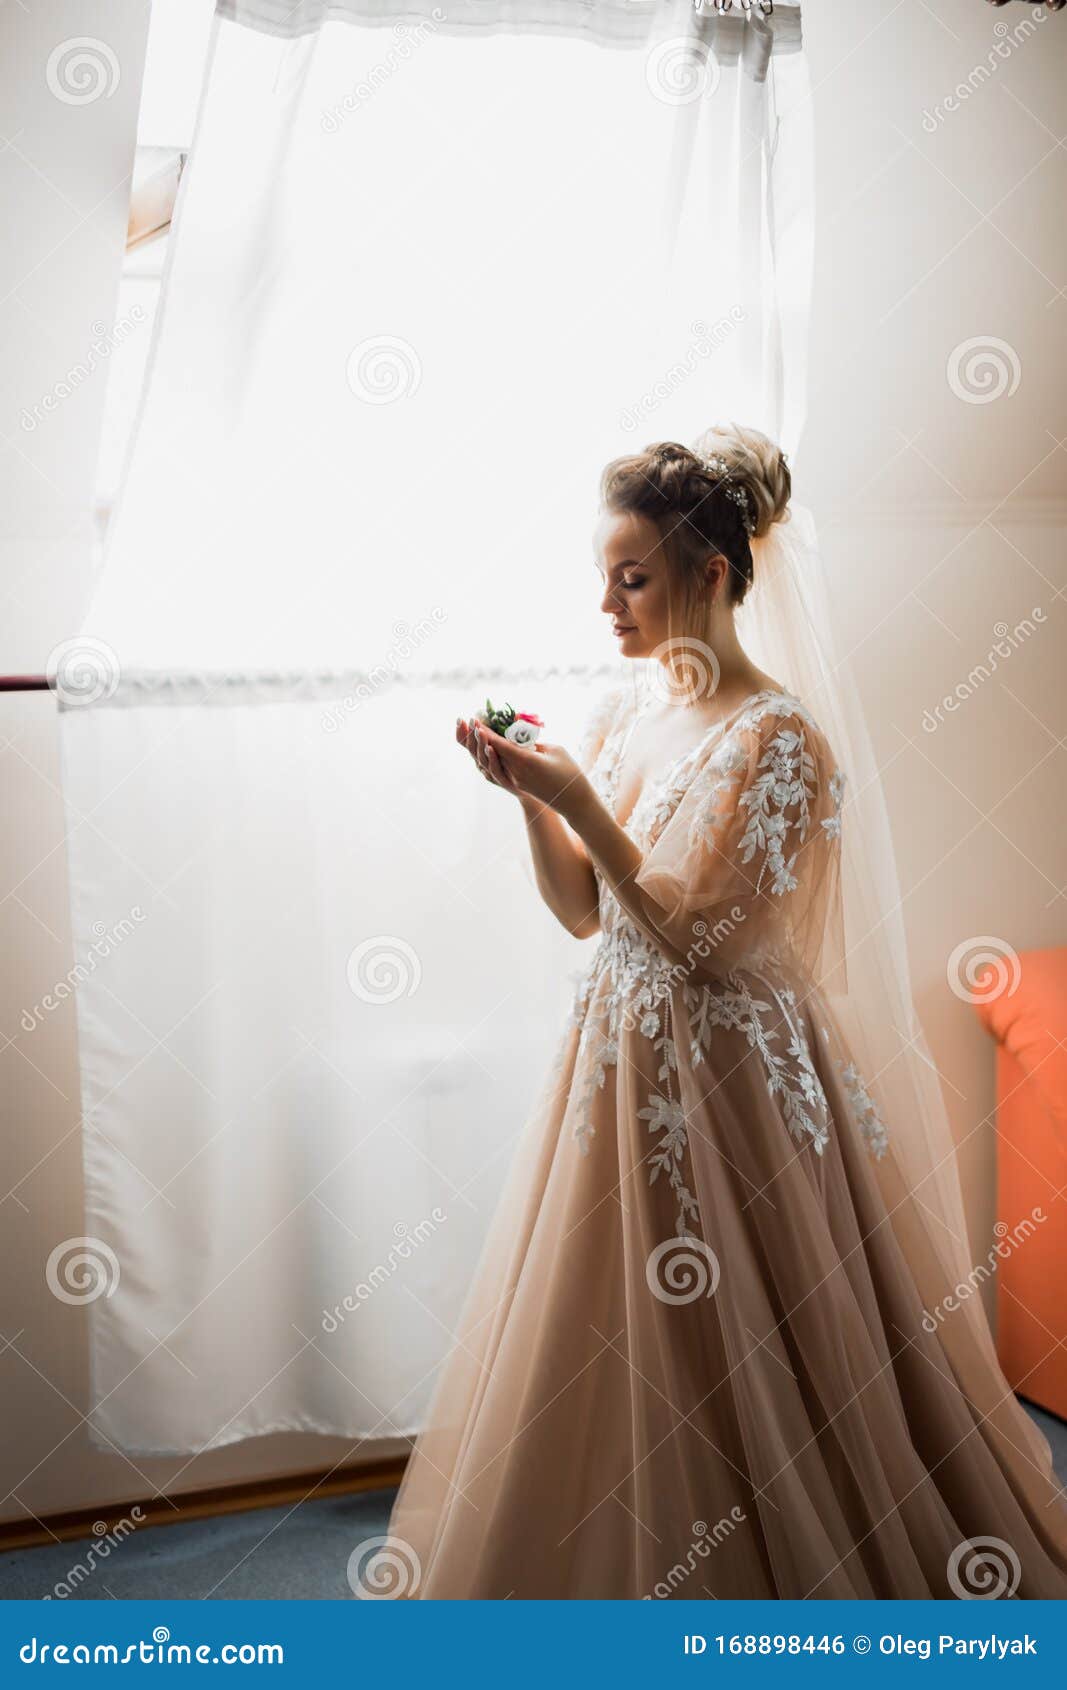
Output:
[59, 0, 812, 1454]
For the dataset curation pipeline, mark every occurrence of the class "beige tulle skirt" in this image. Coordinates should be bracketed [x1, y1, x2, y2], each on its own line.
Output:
[386, 961, 1067, 1599]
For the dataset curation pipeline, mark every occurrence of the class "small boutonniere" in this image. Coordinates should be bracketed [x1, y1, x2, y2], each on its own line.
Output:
[475, 697, 544, 747]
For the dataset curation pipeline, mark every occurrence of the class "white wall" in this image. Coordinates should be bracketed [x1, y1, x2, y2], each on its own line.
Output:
[2, 0, 1064, 1527]
[800, 0, 1067, 1256]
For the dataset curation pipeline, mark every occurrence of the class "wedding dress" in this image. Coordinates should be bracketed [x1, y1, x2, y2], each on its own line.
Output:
[382, 665, 1067, 1599]
[378, 489, 1067, 1600]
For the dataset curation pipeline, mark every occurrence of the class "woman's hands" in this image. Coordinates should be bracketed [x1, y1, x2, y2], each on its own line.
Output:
[455, 716, 591, 822]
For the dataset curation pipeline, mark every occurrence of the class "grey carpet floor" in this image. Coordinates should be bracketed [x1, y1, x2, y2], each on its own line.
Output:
[3, 1403, 1066, 1600]
[1, 1486, 398, 1601]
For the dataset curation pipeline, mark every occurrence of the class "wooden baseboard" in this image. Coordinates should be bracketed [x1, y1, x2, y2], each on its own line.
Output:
[0, 1453, 409, 1553]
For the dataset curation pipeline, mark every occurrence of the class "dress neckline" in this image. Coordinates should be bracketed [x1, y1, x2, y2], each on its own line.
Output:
[608, 684, 800, 834]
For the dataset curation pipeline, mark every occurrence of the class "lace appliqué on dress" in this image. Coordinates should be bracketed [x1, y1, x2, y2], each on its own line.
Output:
[737, 720, 815, 897]
[639, 996, 700, 1239]
[567, 688, 859, 1236]
[684, 971, 832, 1157]
[838, 1060, 890, 1160]
[684, 700, 847, 897]
[568, 915, 699, 1236]
[569, 1026, 616, 1157]
[822, 768, 846, 840]
[569, 700, 700, 1228]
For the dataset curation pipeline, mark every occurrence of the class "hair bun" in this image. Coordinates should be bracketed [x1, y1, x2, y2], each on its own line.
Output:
[691, 421, 791, 539]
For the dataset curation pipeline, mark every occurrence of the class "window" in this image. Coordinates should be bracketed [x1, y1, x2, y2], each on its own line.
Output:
[92, 0, 214, 538]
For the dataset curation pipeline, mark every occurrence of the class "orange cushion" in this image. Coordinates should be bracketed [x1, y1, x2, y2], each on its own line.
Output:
[975, 947, 1067, 1418]
[974, 946, 1067, 1145]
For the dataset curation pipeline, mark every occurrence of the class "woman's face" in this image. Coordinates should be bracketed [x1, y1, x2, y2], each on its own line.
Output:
[592, 509, 681, 660]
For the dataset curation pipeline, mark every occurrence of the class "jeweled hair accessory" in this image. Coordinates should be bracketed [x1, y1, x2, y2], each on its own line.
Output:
[699, 452, 756, 538]
[693, 0, 775, 14]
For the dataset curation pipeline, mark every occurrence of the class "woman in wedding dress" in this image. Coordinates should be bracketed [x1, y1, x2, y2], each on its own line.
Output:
[382, 426, 1067, 1600]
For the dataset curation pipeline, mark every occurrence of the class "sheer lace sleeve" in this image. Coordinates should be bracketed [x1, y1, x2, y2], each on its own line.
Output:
[633, 699, 847, 984]
[575, 682, 628, 777]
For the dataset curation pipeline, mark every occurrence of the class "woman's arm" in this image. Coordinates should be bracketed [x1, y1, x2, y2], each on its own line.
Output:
[518, 796, 602, 940]
[466, 714, 710, 969]
[457, 715, 600, 940]
[560, 783, 714, 978]
[470, 708, 833, 993]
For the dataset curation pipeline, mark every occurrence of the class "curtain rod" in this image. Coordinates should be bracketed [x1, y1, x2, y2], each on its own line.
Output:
[0, 665, 629, 695]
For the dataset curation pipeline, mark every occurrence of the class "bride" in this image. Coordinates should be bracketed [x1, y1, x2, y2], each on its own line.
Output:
[382, 425, 1067, 1600]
